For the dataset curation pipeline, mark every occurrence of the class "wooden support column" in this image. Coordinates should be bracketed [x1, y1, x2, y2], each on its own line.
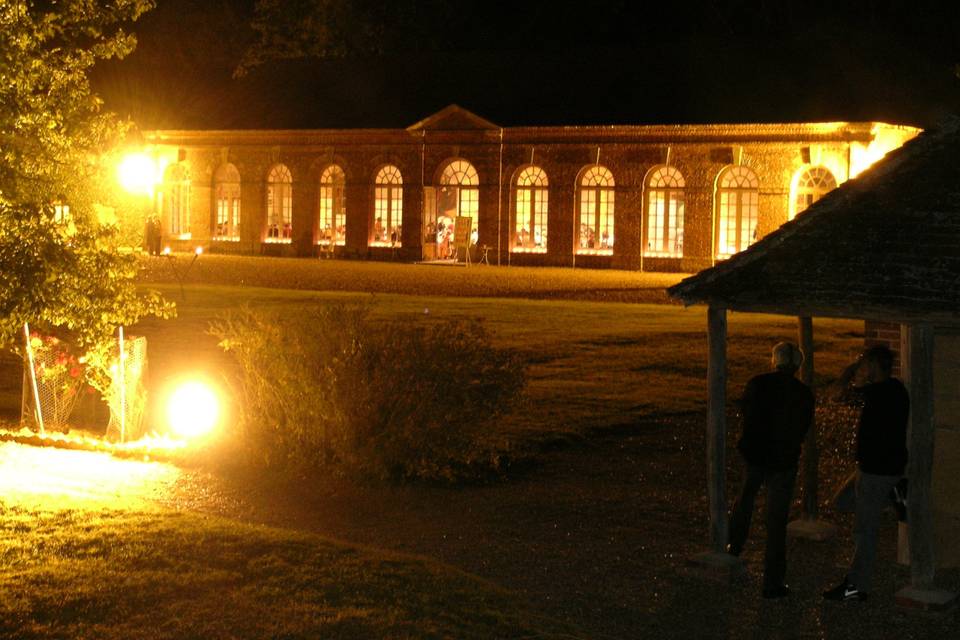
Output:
[788, 316, 836, 540]
[687, 306, 741, 579]
[706, 305, 728, 553]
[799, 316, 818, 518]
[896, 323, 957, 612]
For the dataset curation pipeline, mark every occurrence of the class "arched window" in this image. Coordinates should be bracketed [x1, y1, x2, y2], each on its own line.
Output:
[266, 164, 292, 242]
[644, 166, 685, 257]
[213, 163, 241, 241]
[578, 166, 615, 254]
[791, 166, 837, 219]
[159, 163, 191, 238]
[372, 165, 403, 247]
[434, 159, 479, 253]
[513, 166, 548, 252]
[318, 165, 346, 246]
[716, 165, 759, 259]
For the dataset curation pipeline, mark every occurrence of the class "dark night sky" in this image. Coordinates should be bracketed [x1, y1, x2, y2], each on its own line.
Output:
[92, 0, 960, 130]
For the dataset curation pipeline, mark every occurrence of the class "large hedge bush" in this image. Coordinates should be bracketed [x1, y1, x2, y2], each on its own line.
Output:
[210, 304, 526, 482]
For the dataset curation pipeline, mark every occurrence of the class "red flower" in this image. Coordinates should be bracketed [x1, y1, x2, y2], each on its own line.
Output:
[69, 366, 82, 378]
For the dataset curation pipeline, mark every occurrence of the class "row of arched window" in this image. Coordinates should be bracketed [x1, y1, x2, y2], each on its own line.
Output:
[158, 160, 838, 258]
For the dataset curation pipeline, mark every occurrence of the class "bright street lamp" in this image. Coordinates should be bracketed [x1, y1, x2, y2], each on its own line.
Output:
[116, 152, 159, 197]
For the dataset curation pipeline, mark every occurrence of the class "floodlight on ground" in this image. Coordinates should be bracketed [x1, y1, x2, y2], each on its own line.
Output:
[195, 246, 203, 256]
[166, 379, 220, 440]
[117, 153, 159, 197]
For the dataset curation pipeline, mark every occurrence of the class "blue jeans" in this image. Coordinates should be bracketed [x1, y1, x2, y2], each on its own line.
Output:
[728, 462, 797, 590]
[848, 471, 901, 592]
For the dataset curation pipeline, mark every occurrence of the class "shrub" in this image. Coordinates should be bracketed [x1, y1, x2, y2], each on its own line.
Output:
[210, 303, 526, 482]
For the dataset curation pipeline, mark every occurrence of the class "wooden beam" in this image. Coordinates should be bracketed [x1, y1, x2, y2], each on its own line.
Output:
[706, 306, 728, 553]
[798, 316, 818, 519]
[904, 323, 936, 590]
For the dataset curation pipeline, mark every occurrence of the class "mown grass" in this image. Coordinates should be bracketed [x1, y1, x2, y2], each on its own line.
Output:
[136, 252, 682, 303]
[125, 283, 864, 450]
[0, 504, 576, 640]
[0, 262, 876, 638]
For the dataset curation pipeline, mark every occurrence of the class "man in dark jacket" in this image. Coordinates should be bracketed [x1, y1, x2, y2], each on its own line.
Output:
[727, 342, 814, 599]
[823, 344, 909, 602]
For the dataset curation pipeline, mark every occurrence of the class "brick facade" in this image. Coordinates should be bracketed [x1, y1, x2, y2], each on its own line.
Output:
[144, 106, 917, 270]
[864, 320, 904, 377]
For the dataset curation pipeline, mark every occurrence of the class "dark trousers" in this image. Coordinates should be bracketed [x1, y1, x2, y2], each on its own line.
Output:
[728, 462, 797, 589]
[848, 471, 901, 592]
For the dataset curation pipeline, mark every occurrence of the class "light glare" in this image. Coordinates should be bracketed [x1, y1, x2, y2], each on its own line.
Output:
[117, 153, 158, 196]
[167, 380, 220, 439]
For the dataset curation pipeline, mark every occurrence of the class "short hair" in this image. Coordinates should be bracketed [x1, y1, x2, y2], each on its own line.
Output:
[863, 344, 894, 374]
[772, 342, 803, 370]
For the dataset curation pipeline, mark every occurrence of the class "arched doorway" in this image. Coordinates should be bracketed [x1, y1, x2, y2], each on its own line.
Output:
[424, 159, 478, 261]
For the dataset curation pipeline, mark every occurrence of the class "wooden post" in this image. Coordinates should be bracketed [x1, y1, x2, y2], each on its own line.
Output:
[904, 322, 936, 589]
[798, 316, 818, 519]
[895, 323, 956, 612]
[706, 306, 728, 553]
[787, 316, 836, 541]
[688, 305, 741, 579]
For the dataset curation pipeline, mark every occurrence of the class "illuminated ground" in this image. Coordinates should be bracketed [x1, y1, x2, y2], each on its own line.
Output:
[0, 441, 180, 510]
[0, 440, 574, 639]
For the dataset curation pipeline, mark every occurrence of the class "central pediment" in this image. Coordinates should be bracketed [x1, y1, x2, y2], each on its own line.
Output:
[407, 104, 499, 131]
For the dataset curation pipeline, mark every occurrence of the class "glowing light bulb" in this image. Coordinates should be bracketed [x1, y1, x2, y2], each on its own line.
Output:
[166, 380, 220, 439]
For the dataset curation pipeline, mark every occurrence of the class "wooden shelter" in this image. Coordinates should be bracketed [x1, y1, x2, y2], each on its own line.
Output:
[668, 118, 960, 609]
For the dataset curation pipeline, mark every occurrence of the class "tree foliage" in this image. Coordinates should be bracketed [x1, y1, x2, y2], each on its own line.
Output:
[0, 1, 171, 354]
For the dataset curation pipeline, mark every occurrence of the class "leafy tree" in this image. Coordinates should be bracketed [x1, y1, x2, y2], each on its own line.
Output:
[0, 1, 171, 355]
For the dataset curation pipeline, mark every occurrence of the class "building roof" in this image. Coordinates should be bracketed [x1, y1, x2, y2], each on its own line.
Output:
[144, 104, 902, 147]
[668, 118, 960, 326]
[407, 105, 500, 131]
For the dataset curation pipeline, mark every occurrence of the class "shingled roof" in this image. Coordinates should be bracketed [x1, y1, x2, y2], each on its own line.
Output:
[668, 118, 960, 326]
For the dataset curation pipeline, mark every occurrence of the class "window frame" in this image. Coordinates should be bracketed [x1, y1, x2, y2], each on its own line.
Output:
[715, 165, 759, 259]
[212, 163, 241, 241]
[790, 166, 837, 220]
[512, 165, 549, 253]
[643, 165, 685, 258]
[434, 159, 480, 248]
[318, 164, 346, 246]
[371, 165, 403, 247]
[265, 164, 293, 243]
[577, 165, 615, 255]
[160, 163, 191, 240]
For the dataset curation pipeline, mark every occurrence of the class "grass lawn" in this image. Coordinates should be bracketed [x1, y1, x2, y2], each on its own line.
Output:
[136, 252, 682, 303]
[1, 260, 897, 639]
[0, 443, 576, 640]
[124, 281, 864, 448]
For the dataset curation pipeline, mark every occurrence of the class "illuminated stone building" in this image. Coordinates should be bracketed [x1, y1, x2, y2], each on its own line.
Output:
[143, 105, 917, 270]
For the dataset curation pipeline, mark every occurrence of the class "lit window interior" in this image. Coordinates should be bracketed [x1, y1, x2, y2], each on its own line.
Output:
[160, 163, 191, 239]
[792, 166, 837, 219]
[266, 164, 293, 243]
[716, 165, 759, 259]
[578, 165, 614, 254]
[513, 166, 548, 253]
[371, 165, 403, 247]
[318, 165, 346, 246]
[432, 160, 479, 257]
[213, 163, 241, 241]
[645, 165, 685, 258]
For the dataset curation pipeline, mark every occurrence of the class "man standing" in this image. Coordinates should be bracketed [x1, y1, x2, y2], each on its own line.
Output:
[728, 342, 814, 599]
[823, 345, 909, 602]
